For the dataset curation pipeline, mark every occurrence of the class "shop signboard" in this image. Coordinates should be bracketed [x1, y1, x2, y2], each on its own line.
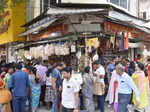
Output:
[30, 24, 67, 41]
[105, 21, 144, 38]
[0, 0, 26, 45]
[86, 38, 98, 47]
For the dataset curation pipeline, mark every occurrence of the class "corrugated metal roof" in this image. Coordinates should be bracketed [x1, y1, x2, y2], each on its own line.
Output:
[18, 18, 57, 37]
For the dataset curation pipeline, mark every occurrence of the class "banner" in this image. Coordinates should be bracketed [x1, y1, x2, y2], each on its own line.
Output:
[86, 38, 98, 47]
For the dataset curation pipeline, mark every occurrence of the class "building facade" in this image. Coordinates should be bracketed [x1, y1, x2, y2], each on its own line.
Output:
[0, 0, 26, 62]
[21, 0, 150, 62]
[26, 0, 139, 22]
[139, 0, 150, 20]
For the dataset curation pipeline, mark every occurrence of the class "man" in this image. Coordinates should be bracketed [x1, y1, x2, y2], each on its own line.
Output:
[93, 60, 105, 112]
[51, 63, 63, 112]
[61, 67, 79, 112]
[115, 64, 140, 112]
[3, 68, 14, 88]
[36, 60, 48, 105]
[8, 64, 30, 112]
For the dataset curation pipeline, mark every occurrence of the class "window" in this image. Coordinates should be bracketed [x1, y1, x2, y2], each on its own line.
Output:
[43, 0, 51, 11]
[109, 0, 128, 9]
[40, 0, 56, 13]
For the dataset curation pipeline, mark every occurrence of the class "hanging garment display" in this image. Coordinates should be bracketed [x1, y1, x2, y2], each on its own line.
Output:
[70, 42, 76, 53]
[24, 51, 31, 59]
[44, 44, 54, 56]
[124, 33, 129, 50]
[38, 45, 45, 58]
[86, 38, 99, 48]
[120, 34, 125, 51]
[44, 44, 50, 56]
[106, 39, 111, 49]
[110, 35, 115, 49]
[55, 43, 70, 56]
[98, 38, 107, 56]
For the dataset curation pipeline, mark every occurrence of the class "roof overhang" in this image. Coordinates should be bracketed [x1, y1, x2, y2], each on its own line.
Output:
[18, 17, 57, 37]
[47, 8, 105, 15]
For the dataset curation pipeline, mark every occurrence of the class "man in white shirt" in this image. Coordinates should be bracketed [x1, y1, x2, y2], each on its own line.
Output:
[93, 60, 105, 112]
[116, 64, 140, 112]
[61, 67, 79, 112]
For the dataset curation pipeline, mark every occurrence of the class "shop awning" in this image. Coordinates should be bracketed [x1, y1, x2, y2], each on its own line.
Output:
[16, 33, 76, 49]
[47, 8, 104, 15]
[142, 22, 150, 29]
[18, 18, 57, 37]
[105, 15, 150, 35]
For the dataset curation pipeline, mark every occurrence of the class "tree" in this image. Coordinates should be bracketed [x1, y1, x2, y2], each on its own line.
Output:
[0, 0, 25, 22]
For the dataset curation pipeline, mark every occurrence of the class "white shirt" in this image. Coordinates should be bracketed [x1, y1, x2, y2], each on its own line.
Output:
[46, 75, 52, 86]
[62, 78, 80, 109]
[94, 66, 105, 85]
[117, 72, 140, 101]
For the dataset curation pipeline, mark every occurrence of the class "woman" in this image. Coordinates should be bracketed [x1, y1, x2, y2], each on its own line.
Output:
[126, 61, 135, 76]
[82, 66, 95, 112]
[132, 62, 148, 112]
[3, 68, 14, 88]
[0, 78, 12, 112]
[105, 70, 118, 112]
[44, 67, 53, 110]
[29, 68, 41, 112]
[146, 58, 150, 85]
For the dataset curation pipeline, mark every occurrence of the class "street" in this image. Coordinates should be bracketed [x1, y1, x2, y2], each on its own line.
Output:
[38, 98, 150, 112]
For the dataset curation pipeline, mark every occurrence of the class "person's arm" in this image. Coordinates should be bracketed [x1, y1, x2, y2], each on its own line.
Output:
[8, 75, 14, 89]
[138, 73, 144, 93]
[74, 92, 79, 112]
[26, 74, 30, 87]
[73, 80, 80, 112]
[52, 77, 58, 97]
[127, 77, 140, 103]
[98, 67, 105, 79]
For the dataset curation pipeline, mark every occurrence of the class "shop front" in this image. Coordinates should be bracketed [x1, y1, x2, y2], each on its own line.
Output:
[0, 0, 26, 62]
[104, 21, 150, 61]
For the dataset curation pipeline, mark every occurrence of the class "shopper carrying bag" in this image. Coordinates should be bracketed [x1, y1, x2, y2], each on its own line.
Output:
[0, 78, 12, 112]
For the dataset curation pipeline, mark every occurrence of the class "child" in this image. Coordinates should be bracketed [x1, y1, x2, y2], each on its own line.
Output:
[29, 68, 41, 112]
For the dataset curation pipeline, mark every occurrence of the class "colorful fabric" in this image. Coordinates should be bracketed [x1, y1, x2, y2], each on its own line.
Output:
[45, 86, 53, 102]
[3, 73, 11, 88]
[36, 65, 48, 86]
[114, 81, 118, 112]
[30, 82, 41, 110]
[132, 71, 148, 109]
[1, 103, 12, 112]
[147, 64, 150, 83]
[124, 33, 129, 50]
[120, 35, 125, 51]
[105, 71, 118, 104]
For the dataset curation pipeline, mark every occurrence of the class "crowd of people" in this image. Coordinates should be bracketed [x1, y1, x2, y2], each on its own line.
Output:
[0, 55, 149, 112]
